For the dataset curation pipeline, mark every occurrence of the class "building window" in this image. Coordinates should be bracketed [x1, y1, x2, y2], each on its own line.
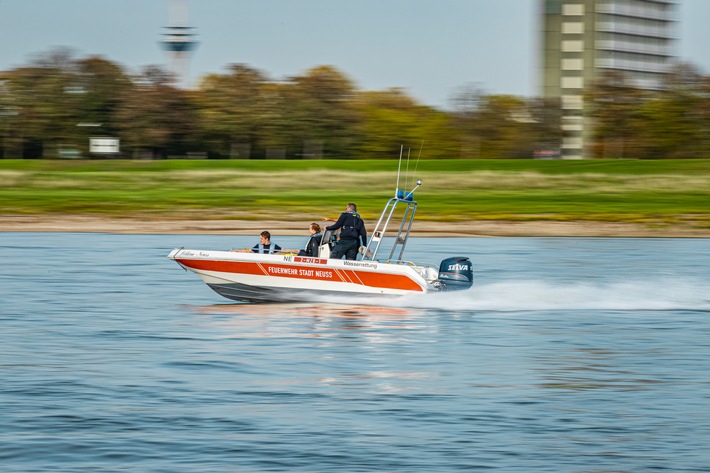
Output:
[561, 77, 584, 89]
[562, 4, 584, 16]
[562, 40, 584, 52]
[562, 22, 584, 34]
[562, 58, 584, 70]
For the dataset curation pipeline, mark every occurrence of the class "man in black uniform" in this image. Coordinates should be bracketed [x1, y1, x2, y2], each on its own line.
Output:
[326, 203, 367, 260]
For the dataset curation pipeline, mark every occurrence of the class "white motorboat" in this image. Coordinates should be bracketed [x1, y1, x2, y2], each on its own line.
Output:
[168, 179, 473, 303]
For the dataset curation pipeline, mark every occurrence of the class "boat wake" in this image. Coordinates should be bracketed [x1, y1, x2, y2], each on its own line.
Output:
[311, 278, 710, 312]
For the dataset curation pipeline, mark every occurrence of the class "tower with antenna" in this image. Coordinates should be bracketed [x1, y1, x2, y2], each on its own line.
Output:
[160, 0, 198, 88]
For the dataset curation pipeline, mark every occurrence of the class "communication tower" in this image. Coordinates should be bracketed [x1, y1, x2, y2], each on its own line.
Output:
[160, 0, 198, 87]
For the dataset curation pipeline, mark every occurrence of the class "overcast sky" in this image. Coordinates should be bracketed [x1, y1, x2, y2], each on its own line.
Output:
[1, 0, 707, 108]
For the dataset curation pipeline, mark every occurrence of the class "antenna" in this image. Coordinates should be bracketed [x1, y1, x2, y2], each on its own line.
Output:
[405, 147, 411, 190]
[396, 144, 403, 197]
[404, 179, 423, 200]
[415, 141, 423, 171]
[413, 141, 423, 183]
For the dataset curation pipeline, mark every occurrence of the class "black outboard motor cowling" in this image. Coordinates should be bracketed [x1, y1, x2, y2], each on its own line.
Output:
[437, 256, 473, 291]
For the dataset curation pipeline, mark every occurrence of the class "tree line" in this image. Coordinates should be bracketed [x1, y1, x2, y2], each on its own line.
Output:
[1, 49, 709, 159]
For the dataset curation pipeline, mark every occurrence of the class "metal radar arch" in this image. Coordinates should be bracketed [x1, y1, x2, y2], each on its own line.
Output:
[363, 177, 422, 262]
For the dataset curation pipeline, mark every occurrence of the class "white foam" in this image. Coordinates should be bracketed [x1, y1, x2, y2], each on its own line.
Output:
[373, 279, 710, 312]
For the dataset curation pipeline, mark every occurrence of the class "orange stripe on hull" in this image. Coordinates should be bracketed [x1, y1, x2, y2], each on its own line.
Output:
[178, 259, 268, 276]
[177, 259, 424, 292]
[342, 269, 424, 292]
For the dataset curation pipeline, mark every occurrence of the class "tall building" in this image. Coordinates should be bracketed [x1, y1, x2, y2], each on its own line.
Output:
[540, 0, 677, 158]
[160, 0, 198, 88]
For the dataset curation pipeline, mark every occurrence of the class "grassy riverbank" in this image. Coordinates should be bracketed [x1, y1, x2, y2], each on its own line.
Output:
[1, 159, 709, 235]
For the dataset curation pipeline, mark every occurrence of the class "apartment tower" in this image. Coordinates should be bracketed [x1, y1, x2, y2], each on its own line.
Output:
[540, 0, 677, 158]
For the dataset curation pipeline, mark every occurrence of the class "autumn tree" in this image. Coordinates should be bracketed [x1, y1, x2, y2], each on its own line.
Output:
[72, 56, 131, 148]
[452, 85, 539, 158]
[586, 70, 651, 158]
[278, 65, 364, 159]
[355, 88, 458, 159]
[0, 49, 132, 158]
[633, 63, 710, 158]
[0, 48, 86, 157]
[114, 66, 199, 158]
[194, 64, 271, 158]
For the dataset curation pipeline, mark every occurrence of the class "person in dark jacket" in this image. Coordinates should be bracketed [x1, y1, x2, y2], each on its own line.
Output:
[298, 223, 323, 257]
[326, 203, 367, 260]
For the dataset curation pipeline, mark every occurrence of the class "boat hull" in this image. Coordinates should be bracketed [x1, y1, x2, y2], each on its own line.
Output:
[168, 248, 436, 303]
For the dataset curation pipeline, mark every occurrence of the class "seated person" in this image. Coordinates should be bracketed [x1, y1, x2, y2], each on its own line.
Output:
[237, 230, 281, 254]
[298, 223, 323, 257]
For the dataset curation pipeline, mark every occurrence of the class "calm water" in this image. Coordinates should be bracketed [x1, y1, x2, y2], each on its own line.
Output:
[1, 233, 709, 472]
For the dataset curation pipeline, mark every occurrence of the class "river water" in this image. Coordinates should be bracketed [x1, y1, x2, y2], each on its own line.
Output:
[2, 233, 709, 472]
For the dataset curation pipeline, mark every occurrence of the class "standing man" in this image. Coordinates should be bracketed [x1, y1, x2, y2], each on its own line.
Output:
[326, 203, 367, 260]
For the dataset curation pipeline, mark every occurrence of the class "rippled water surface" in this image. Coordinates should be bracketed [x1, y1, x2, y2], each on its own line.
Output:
[2, 233, 710, 472]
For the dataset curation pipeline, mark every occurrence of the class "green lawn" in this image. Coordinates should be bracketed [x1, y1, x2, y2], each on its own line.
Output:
[1, 159, 709, 227]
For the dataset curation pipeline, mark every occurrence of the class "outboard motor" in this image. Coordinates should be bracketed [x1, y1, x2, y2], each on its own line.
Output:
[436, 256, 473, 291]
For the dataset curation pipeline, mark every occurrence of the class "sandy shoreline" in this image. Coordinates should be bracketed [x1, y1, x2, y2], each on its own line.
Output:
[2, 214, 708, 238]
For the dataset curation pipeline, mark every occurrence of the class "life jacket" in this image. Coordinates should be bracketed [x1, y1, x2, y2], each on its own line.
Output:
[340, 211, 362, 240]
[257, 243, 278, 254]
[299, 233, 322, 256]
[307, 233, 322, 252]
